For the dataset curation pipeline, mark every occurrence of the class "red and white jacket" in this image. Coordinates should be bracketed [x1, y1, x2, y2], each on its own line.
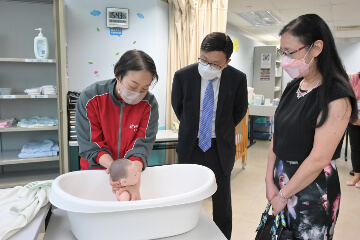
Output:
[76, 79, 159, 170]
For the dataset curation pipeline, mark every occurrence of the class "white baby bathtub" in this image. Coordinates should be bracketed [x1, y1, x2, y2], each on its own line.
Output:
[49, 164, 217, 240]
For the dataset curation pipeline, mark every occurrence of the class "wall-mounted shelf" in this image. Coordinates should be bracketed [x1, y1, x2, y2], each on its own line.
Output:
[0, 126, 58, 133]
[0, 58, 56, 63]
[0, 150, 59, 165]
[0, 94, 57, 99]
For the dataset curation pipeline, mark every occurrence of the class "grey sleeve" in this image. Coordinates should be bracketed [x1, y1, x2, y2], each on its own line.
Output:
[124, 96, 159, 170]
[75, 93, 112, 169]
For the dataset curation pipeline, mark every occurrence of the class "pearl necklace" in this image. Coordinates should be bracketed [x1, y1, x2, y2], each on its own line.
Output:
[296, 79, 321, 99]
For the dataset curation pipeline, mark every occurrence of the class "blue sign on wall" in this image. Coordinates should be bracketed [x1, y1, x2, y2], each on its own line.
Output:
[110, 28, 122, 37]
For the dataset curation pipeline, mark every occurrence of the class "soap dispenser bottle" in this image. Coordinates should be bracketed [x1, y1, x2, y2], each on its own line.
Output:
[34, 28, 49, 59]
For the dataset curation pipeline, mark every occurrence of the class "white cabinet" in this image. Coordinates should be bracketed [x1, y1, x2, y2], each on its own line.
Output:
[0, 0, 65, 188]
[253, 46, 283, 100]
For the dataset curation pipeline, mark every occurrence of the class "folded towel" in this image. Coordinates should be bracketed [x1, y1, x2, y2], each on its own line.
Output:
[0, 180, 52, 240]
[0, 118, 18, 128]
[18, 139, 59, 158]
[18, 151, 58, 159]
[24, 88, 41, 95]
[20, 139, 54, 153]
[17, 116, 58, 128]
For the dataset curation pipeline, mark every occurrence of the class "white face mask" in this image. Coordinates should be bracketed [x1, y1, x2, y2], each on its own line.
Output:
[198, 63, 222, 80]
[117, 81, 147, 105]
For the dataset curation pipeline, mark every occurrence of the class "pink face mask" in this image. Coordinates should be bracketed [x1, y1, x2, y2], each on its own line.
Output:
[118, 81, 147, 105]
[280, 46, 314, 79]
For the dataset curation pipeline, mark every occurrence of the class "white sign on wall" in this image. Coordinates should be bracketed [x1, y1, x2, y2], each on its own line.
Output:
[261, 53, 271, 68]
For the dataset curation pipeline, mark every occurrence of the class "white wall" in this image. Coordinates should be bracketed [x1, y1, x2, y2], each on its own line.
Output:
[336, 41, 360, 74]
[226, 24, 265, 87]
[65, 0, 169, 126]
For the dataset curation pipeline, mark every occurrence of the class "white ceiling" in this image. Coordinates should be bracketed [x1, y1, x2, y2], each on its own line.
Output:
[227, 0, 360, 44]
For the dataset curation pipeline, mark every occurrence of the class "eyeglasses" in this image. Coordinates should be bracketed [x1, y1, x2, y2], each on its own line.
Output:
[198, 58, 226, 70]
[277, 45, 309, 59]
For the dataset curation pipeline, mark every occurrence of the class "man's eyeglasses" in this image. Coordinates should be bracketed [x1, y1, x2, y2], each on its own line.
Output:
[198, 58, 226, 70]
[277, 45, 309, 59]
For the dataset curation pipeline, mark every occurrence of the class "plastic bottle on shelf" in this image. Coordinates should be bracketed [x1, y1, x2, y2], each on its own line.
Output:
[34, 28, 49, 59]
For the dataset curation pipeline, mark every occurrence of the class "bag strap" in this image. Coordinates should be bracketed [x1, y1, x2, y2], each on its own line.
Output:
[271, 211, 287, 240]
[256, 202, 272, 231]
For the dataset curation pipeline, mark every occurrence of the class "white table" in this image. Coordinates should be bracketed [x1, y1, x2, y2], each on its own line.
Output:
[44, 207, 226, 240]
[69, 130, 178, 147]
[154, 129, 178, 142]
[9, 203, 50, 240]
[249, 104, 277, 117]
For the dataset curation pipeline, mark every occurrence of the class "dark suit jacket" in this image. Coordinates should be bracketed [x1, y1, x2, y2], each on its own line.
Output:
[172, 63, 248, 176]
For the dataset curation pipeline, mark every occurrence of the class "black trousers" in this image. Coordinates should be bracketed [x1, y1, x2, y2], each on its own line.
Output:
[179, 140, 232, 239]
[348, 124, 360, 173]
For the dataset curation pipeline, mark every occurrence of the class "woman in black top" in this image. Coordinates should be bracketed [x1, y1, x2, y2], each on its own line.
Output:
[265, 14, 358, 240]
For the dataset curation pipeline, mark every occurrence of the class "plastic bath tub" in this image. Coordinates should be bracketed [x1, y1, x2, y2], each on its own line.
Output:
[49, 164, 217, 240]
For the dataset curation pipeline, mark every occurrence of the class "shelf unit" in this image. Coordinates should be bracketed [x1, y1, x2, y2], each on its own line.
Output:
[0, 126, 58, 132]
[0, 0, 66, 188]
[253, 46, 283, 100]
[0, 94, 57, 99]
[0, 58, 56, 63]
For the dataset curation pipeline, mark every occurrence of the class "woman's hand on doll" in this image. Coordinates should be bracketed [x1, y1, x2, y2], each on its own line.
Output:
[109, 176, 121, 193]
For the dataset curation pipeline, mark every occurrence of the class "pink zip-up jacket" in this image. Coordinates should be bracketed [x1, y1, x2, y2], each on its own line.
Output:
[350, 73, 360, 125]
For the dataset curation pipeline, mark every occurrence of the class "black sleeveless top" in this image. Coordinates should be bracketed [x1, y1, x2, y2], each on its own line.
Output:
[273, 78, 347, 162]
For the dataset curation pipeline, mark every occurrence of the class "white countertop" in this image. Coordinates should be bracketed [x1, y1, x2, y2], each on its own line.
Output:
[249, 104, 277, 117]
[69, 130, 178, 147]
[44, 207, 226, 240]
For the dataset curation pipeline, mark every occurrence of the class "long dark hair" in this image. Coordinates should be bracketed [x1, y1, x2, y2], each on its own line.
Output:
[280, 14, 358, 127]
[114, 49, 158, 85]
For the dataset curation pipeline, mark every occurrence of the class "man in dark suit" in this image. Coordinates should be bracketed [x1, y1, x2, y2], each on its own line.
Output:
[171, 32, 248, 239]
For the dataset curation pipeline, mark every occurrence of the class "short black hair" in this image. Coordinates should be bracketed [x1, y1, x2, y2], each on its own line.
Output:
[109, 159, 131, 181]
[114, 49, 158, 85]
[200, 32, 233, 60]
[279, 14, 358, 127]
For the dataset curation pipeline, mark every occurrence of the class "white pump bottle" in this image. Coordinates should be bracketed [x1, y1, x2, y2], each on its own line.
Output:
[34, 28, 49, 59]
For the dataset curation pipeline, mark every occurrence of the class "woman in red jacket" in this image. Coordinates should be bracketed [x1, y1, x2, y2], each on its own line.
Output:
[76, 50, 159, 200]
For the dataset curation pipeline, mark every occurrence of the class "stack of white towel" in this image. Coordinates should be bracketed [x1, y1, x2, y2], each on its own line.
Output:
[24, 87, 41, 95]
[0, 180, 52, 239]
[18, 139, 59, 159]
[24, 85, 57, 95]
[41, 85, 57, 95]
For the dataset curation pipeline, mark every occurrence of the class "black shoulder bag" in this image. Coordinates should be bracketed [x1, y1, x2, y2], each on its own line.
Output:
[255, 202, 295, 240]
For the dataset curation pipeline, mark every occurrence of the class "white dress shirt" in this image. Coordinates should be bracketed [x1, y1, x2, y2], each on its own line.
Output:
[198, 74, 221, 138]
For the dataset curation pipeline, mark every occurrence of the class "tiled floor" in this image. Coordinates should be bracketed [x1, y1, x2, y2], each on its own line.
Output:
[202, 139, 360, 240]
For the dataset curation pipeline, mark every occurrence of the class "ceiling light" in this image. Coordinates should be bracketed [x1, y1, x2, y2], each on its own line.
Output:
[234, 10, 287, 26]
[335, 26, 360, 31]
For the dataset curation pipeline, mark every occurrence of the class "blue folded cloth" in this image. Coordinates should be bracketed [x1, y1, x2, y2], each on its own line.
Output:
[18, 151, 58, 159]
[17, 116, 58, 128]
[18, 139, 59, 159]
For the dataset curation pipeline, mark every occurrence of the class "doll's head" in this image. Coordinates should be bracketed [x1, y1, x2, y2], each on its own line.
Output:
[109, 159, 140, 186]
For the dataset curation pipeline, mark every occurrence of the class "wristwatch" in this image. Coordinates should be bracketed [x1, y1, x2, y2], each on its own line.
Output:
[279, 189, 290, 199]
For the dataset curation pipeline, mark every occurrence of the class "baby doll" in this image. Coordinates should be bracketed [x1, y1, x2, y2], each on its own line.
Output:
[109, 159, 140, 201]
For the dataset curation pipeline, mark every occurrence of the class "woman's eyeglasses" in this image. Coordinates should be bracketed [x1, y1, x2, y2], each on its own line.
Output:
[277, 45, 309, 59]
